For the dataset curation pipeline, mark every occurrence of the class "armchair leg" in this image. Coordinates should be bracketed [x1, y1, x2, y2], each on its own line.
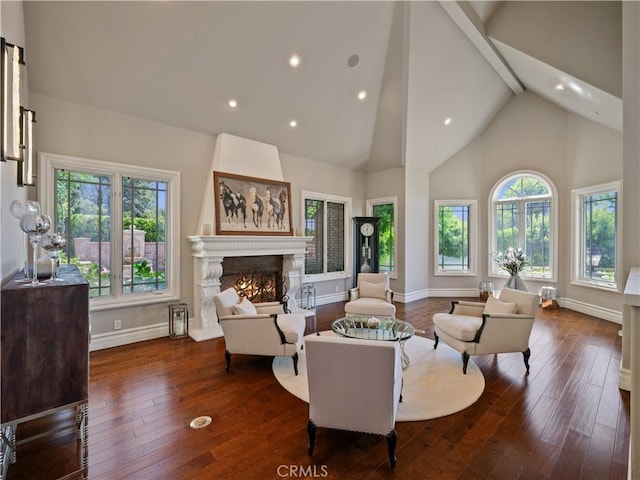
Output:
[307, 420, 316, 456]
[292, 352, 299, 376]
[433, 332, 439, 349]
[224, 350, 231, 373]
[462, 352, 470, 374]
[386, 429, 397, 468]
[523, 348, 531, 372]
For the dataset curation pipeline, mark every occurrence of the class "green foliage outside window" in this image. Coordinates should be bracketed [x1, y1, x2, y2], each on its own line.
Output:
[372, 203, 395, 271]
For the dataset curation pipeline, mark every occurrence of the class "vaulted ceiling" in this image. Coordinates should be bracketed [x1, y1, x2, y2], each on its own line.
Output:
[22, 1, 621, 173]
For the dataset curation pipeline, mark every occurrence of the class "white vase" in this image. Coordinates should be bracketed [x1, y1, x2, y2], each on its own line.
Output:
[506, 273, 527, 291]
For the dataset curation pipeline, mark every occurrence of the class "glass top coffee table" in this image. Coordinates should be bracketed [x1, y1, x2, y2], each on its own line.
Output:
[331, 315, 415, 368]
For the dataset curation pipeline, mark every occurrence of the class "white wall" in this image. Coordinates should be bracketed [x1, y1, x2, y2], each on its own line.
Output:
[30, 93, 214, 335]
[1, 1, 30, 282]
[366, 167, 405, 292]
[429, 91, 624, 314]
[280, 151, 366, 299]
[15, 93, 364, 338]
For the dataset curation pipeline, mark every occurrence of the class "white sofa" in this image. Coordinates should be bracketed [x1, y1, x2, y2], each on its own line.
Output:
[213, 287, 306, 375]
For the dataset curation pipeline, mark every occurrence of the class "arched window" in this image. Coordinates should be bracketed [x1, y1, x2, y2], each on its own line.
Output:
[489, 171, 557, 280]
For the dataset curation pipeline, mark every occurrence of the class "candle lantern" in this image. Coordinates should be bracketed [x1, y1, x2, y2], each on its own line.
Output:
[168, 299, 189, 339]
[478, 281, 495, 301]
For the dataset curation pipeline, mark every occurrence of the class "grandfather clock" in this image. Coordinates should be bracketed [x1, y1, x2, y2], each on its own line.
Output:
[353, 216, 380, 285]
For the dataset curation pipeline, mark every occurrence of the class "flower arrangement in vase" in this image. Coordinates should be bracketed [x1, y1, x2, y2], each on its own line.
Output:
[492, 247, 527, 291]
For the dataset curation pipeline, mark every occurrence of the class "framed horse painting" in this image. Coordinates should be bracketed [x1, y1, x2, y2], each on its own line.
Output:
[213, 171, 293, 236]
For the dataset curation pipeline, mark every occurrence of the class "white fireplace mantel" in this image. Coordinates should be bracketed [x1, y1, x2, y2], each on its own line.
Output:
[186, 235, 311, 341]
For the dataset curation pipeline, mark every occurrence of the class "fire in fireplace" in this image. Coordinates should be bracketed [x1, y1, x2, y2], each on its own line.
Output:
[220, 255, 288, 307]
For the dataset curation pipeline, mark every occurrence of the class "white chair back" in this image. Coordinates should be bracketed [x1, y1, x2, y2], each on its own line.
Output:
[305, 335, 402, 435]
[499, 288, 540, 315]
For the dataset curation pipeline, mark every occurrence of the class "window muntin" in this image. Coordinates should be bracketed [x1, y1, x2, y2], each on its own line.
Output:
[367, 197, 397, 277]
[490, 172, 555, 279]
[302, 192, 350, 279]
[39, 152, 180, 308]
[434, 200, 477, 275]
[572, 182, 620, 290]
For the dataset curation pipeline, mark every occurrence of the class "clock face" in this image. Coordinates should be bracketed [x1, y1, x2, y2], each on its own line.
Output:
[360, 222, 374, 237]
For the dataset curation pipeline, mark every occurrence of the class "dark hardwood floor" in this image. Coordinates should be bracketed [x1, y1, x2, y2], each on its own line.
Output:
[6, 297, 629, 479]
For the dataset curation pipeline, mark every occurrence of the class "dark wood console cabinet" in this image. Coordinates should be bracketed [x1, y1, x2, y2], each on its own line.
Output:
[1, 264, 89, 479]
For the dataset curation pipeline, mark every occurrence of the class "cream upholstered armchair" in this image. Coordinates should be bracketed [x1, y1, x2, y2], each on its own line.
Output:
[213, 287, 306, 375]
[305, 335, 403, 468]
[344, 272, 396, 317]
[432, 288, 541, 374]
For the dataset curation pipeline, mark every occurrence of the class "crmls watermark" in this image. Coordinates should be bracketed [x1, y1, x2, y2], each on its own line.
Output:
[276, 464, 329, 478]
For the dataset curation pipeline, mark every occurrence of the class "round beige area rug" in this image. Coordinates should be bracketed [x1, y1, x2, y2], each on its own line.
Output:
[272, 332, 485, 422]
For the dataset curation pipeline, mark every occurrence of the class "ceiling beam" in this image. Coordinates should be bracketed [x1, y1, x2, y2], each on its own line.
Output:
[439, 0, 524, 94]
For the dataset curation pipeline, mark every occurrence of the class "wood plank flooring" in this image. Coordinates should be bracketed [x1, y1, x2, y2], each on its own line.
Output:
[5, 298, 629, 479]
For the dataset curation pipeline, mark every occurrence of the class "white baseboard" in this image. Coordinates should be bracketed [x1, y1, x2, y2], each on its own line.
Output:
[89, 293, 622, 351]
[394, 289, 429, 304]
[316, 291, 348, 306]
[90, 322, 168, 351]
[619, 365, 631, 391]
[559, 297, 622, 324]
[426, 288, 479, 299]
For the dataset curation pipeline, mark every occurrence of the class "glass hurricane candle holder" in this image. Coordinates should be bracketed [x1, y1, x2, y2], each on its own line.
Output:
[479, 281, 495, 301]
[20, 213, 51, 286]
[10, 200, 41, 282]
[41, 233, 67, 282]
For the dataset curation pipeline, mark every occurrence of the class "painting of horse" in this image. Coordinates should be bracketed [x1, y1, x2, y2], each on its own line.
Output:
[219, 180, 247, 228]
[214, 171, 292, 236]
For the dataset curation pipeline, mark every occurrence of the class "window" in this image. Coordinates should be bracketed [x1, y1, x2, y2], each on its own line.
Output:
[572, 181, 621, 290]
[302, 191, 351, 278]
[367, 197, 397, 277]
[434, 200, 477, 275]
[490, 171, 556, 280]
[39, 152, 180, 308]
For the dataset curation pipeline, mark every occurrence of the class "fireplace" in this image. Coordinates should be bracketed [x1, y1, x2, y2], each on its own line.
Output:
[186, 235, 310, 341]
[220, 255, 287, 305]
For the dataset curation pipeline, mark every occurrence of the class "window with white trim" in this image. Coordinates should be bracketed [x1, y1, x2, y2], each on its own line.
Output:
[572, 181, 621, 290]
[490, 171, 556, 280]
[38, 152, 180, 308]
[434, 200, 477, 275]
[302, 191, 351, 278]
[366, 197, 397, 278]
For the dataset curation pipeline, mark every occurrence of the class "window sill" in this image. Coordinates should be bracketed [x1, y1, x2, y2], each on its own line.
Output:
[303, 271, 350, 283]
[571, 280, 619, 293]
[435, 270, 477, 277]
[90, 291, 179, 312]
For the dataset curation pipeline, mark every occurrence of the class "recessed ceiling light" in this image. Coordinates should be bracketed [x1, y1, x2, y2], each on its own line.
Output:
[289, 120, 297, 128]
[289, 54, 301, 68]
[358, 90, 367, 100]
[228, 99, 238, 108]
[347, 54, 360, 67]
[444, 117, 452, 126]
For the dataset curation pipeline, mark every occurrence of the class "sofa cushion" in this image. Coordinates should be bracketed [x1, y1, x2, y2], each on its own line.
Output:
[232, 297, 257, 315]
[344, 298, 396, 316]
[214, 287, 240, 317]
[276, 313, 306, 344]
[359, 280, 387, 300]
[433, 313, 483, 342]
[483, 296, 518, 314]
